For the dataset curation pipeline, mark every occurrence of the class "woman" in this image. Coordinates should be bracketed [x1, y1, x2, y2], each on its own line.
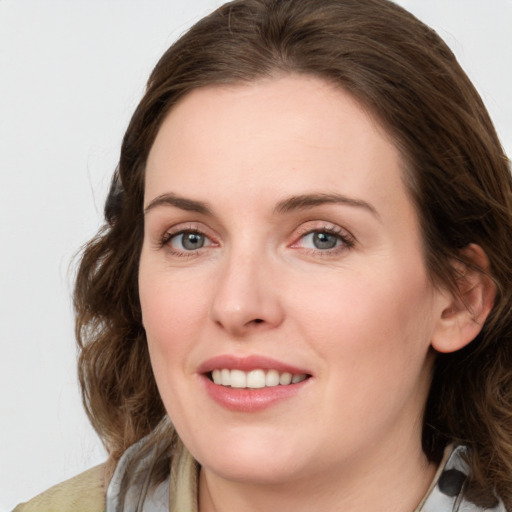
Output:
[14, 0, 512, 510]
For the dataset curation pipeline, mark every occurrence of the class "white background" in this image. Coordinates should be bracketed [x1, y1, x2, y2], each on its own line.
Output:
[1, 1, 511, 510]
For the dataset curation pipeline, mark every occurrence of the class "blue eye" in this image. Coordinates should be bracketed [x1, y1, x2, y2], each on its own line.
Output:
[300, 230, 342, 250]
[306, 231, 341, 250]
[169, 231, 210, 251]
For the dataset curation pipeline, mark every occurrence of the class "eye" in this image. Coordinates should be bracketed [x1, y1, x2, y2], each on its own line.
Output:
[292, 225, 355, 254]
[166, 230, 213, 252]
[301, 231, 340, 250]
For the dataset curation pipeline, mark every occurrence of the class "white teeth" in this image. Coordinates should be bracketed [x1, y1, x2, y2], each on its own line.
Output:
[279, 372, 292, 385]
[230, 369, 246, 388]
[265, 369, 280, 387]
[246, 369, 266, 388]
[221, 368, 230, 386]
[210, 369, 308, 388]
[212, 369, 221, 384]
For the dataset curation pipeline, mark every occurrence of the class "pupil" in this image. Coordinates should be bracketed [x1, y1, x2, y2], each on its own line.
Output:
[313, 232, 337, 249]
[183, 232, 204, 250]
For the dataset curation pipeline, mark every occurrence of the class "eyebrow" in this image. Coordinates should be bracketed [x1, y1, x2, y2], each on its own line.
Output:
[274, 193, 379, 218]
[144, 191, 379, 218]
[144, 193, 213, 215]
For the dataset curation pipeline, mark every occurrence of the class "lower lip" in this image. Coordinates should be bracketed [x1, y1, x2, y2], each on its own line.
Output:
[201, 375, 310, 412]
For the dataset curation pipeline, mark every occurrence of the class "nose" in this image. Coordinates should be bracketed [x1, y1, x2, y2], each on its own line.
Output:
[210, 249, 285, 337]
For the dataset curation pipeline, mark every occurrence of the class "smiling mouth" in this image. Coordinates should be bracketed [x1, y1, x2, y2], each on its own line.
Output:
[208, 369, 311, 389]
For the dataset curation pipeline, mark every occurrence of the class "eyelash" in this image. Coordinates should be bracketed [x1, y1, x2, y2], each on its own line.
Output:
[292, 224, 355, 255]
[158, 223, 355, 257]
[159, 227, 215, 258]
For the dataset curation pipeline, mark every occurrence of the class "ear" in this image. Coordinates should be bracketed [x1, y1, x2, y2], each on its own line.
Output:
[431, 244, 496, 354]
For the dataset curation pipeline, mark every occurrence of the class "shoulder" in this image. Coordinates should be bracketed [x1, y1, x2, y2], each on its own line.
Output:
[12, 464, 106, 512]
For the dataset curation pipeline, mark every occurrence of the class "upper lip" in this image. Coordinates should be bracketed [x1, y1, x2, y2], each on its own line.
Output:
[197, 354, 311, 375]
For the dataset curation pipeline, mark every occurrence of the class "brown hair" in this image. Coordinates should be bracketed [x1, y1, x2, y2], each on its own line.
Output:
[75, 0, 512, 505]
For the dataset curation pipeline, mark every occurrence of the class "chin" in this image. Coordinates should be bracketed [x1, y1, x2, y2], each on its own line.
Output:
[202, 455, 306, 486]
[184, 427, 311, 484]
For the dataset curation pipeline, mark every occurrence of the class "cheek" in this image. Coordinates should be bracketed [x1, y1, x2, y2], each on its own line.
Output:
[140, 245, 207, 327]
[305, 269, 436, 416]
[138, 257, 210, 379]
[139, 274, 208, 424]
[292, 264, 436, 370]
[142, 284, 205, 338]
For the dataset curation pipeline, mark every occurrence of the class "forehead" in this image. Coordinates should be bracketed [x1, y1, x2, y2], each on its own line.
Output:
[145, 75, 408, 216]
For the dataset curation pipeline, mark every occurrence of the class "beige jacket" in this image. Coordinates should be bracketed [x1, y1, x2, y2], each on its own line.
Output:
[11, 436, 197, 512]
[12, 464, 106, 512]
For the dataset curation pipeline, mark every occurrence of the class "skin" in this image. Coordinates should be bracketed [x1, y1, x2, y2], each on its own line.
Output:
[138, 75, 470, 511]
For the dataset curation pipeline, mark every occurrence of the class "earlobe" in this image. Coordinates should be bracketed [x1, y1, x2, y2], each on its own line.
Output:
[431, 244, 496, 354]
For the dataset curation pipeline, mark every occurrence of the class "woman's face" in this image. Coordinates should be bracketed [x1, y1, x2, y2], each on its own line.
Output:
[139, 75, 449, 485]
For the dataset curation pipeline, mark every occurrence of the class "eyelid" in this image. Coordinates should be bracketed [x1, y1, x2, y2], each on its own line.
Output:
[164, 230, 214, 248]
[290, 221, 356, 252]
[153, 219, 355, 257]
[158, 222, 220, 254]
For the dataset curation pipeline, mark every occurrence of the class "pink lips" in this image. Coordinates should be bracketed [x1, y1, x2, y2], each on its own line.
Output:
[197, 354, 310, 375]
[198, 354, 312, 413]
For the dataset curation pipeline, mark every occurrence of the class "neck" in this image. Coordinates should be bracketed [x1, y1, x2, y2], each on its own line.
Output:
[198, 436, 437, 512]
